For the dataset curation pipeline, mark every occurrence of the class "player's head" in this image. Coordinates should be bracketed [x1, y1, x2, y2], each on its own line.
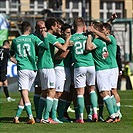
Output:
[102, 23, 112, 35]
[21, 21, 31, 34]
[92, 21, 103, 32]
[35, 20, 47, 35]
[45, 17, 58, 33]
[61, 23, 72, 38]
[56, 18, 64, 35]
[3, 40, 10, 48]
[73, 17, 86, 31]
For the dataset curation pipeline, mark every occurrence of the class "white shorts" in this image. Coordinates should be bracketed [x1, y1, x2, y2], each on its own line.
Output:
[64, 67, 71, 92]
[39, 68, 56, 90]
[54, 66, 65, 92]
[110, 67, 119, 89]
[18, 70, 37, 91]
[96, 69, 111, 92]
[74, 66, 95, 88]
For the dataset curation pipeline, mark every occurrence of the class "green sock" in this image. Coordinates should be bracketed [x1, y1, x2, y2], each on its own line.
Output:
[77, 95, 84, 119]
[15, 105, 24, 117]
[25, 103, 33, 119]
[89, 91, 98, 108]
[89, 91, 98, 114]
[111, 95, 118, 113]
[33, 94, 40, 118]
[43, 97, 53, 120]
[57, 99, 66, 119]
[51, 98, 58, 119]
[103, 95, 114, 116]
[116, 102, 121, 112]
[38, 97, 46, 119]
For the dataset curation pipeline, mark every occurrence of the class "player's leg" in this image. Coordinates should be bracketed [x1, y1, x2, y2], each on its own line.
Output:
[33, 71, 42, 120]
[74, 67, 86, 123]
[13, 98, 24, 123]
[86, 66, 98, 122]
[84, 88, 93, 122]
[1, 71, 15, 102]
[41, 69, 56, 123]
[110, 68, 122, 120]
[19, 70, 36, 124]
[97, 69, 116, 123]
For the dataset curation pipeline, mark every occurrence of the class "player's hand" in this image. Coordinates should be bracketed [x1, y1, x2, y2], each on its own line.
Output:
[41, 30, 47, 37]
[111, 13, 117, 20]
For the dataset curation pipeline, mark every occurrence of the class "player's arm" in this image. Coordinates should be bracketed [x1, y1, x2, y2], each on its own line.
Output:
[54, 49, 70, 60]
[107, 13, 117, 24]
[54, 36, 72, 52]
[35, 32, 49, 50]
[85, 35, 96, 51]
[88, 25, 110, 43]
[10, 56, 17, 64]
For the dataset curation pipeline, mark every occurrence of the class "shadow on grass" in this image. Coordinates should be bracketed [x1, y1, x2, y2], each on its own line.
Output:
[0, 117, 28, 123]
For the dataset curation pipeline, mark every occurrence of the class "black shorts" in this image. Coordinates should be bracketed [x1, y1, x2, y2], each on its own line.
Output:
[0, 71, 7, 82]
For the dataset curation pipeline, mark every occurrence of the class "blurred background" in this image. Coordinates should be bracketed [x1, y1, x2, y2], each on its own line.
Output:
[0, 0, 132, 91]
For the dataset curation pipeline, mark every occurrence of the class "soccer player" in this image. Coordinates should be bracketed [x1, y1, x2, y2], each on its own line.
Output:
[86, 21, 117, 123]
[33, 20, 47, 121]
[0, 40, 16, 102]
[54, 23, 74, 122]
[88, 22, 121, 122]
[37, 18, 70, 124]
[11, 21, 48, 124]
[70, 17, 98, 123]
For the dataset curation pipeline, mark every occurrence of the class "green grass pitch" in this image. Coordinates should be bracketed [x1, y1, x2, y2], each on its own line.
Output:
[0, 90, 133, 133]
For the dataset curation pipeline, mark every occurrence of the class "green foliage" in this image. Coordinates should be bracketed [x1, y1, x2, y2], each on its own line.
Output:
[0, 90, 133, 133]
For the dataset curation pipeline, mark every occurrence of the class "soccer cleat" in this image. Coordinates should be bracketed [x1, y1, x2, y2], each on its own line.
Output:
[27, 118, 35, 124]
[59, 117, 73, 123]
[7, 97, 15, 102]
[52, 118, 63, 123]
[92, 113, 98, 122]
[48, 118, 58, 124]
[13, 117, 20, 124]
[76, 119, 84, 123]
[106, 117, 115, 123]
[40, 119, 50, 124]
[86, 115, 92, 122]
[98, 116, 105, 122]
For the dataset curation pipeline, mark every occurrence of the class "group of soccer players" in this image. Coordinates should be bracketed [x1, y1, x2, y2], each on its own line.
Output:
[10, 13, 122, 124]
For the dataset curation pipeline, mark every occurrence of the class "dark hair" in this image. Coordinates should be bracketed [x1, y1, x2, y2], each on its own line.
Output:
[45, 17, 57, 30]
[103, 23, 112, 33]
[56, 18, 64, 25]
[93, 21, 103, 32]
[21, 21, 31, 33]
[3, 40, 10, 46]
[61, 23, 72, 32]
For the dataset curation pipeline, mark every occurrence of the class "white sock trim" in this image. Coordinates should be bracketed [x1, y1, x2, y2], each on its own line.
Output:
[54, 98, 58, 101]
[25, 102, 31, 106]
[116, 102, 120, 106]
[103, 95, 110, 101]
[89, 91, 95, 94]
[47, 97, 53, 101]
[77, 95, 83, 98]
[18, 105, 24, 109]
